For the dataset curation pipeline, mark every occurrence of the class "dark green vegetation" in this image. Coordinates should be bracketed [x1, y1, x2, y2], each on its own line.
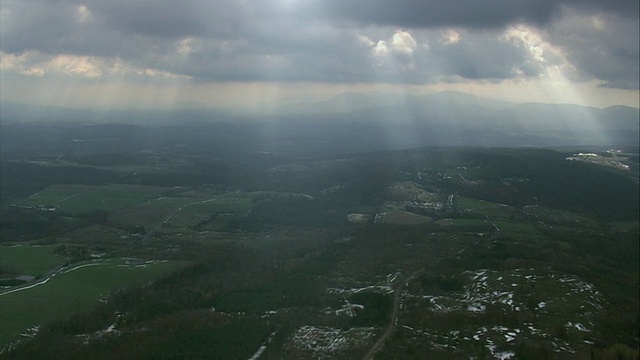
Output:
[0, 122, 638, 359]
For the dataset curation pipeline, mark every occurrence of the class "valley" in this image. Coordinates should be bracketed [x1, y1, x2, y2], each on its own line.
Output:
[0, 122, 638, 359]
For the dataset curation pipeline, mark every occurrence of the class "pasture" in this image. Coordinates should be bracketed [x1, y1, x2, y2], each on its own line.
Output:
[435, 218, 494, 231]
[24, 184, 166, 214]
[164, 197, 253, 228]
[110, 195, 253, 231]
[454, 196, 517, 219]
[374, 211, 432, 225]
[0, 245, 64, 277]
[492, 220, 541, 237]
[522, 205, 599, 228]
[0, 259, 187, 347]
[610, 220, 639, 233]
[454, 196, 501, 211]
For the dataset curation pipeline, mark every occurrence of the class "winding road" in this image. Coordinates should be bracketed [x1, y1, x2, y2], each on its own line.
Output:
[362, 268, 425, 360]
[0, 264, 65, 296]
[3, 197, 223, 295]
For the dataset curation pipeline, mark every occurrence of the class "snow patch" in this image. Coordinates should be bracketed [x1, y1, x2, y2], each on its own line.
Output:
[290, 326, 375, 358]
[495, 351, 515, 359]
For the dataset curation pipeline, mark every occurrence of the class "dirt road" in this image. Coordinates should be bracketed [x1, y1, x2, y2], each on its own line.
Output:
[362, 268, 424, 360]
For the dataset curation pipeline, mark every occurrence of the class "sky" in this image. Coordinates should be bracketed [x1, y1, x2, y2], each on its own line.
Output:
[1, 0, 638, 112]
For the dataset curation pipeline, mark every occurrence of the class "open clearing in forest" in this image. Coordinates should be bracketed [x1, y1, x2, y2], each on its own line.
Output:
[0, 259, 187, 347]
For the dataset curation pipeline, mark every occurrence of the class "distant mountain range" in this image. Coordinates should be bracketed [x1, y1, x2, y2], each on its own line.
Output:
[283, 91, 516, 115]
[266, 91, 638, 148]
[2, 92, 638, 149]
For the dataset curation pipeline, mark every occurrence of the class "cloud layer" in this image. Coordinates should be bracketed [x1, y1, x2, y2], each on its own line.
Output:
[1, 0, 638, 90]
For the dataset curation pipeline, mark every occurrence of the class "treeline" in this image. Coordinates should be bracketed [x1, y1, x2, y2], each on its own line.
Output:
[0, 162, 120, 205]
[228, 198, 347, 231]
[0, 207, 141, 243]
[0, 207, 80, 242]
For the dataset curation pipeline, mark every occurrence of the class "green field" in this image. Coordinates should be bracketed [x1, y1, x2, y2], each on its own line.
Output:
[247, 191, 314, 200]
[144, 196, 197, 208]
[436, 218, 494, 231]
[454, 196, 501, 210]
[493, 220, 541, 236]
[0, 245, 64, 277]
[187, 197, 253, 213]
[165, 197, 253, 228]
[0, 259, 187, 347]
[610, 220, 640, 232]
[374, 211, 432, 225]
[453, 196, 518, 219]
[25, 184, 166, 214]
[146, 194, 252, 211]
[522, 205, 599, 228]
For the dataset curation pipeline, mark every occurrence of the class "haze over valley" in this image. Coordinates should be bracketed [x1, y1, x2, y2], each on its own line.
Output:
[1, 0, 638, 359]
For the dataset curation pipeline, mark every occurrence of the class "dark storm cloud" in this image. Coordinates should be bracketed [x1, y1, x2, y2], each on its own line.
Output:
[544, 10, 639, 89]
[97, 2, 207, 38]
[310, 0, 638, 29]
[155, 28, 378, 83]
[0, 1, 80, 54]
[0, 0, 637, 89]
[567, 0, 639, 18]
[312, 0, 558, 28]
[0, 0, 240, 55]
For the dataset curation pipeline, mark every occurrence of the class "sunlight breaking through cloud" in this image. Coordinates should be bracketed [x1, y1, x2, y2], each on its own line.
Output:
[1, 51, 189, 80]
[0, 0, 636, 109]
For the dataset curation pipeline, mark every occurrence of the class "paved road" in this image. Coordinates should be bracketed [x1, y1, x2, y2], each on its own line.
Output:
[362, 268, 425, 360]
[0, 264, 65, 296]
[2, 198, 221, 295]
